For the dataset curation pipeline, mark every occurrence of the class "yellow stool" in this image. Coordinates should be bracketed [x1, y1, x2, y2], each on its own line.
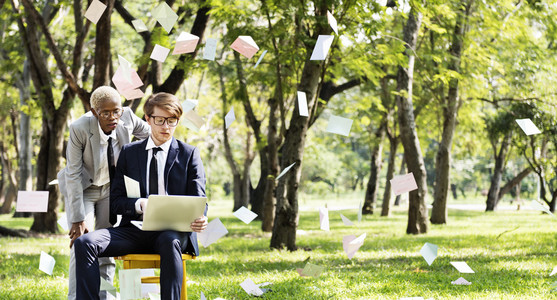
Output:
[116, 254, 195, 300]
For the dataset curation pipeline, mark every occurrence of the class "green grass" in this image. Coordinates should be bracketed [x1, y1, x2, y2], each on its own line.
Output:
[1, 198, 557, 299]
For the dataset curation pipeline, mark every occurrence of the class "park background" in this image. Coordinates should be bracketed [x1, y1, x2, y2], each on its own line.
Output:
[1, 0, 557, 299]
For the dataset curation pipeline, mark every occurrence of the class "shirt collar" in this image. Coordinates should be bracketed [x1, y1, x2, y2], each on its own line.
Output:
[97, 121, 116, 142]
[145, 137, 172, 153]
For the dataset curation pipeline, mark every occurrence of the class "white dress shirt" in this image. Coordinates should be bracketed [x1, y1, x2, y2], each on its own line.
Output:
[93, 122, 118, 186]
[135, 137, 172, 214]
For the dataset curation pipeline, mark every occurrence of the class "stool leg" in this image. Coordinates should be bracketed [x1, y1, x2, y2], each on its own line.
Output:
[181, 259, 187, 300]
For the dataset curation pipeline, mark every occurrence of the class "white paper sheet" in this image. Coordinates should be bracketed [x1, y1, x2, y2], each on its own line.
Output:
[326, 115, 353, 136]
[297, 91, 309, 117]
[173, 32, 200, 55]
[100, 277, 117, 298]
[39, 251, 55, 275]
[551, 266, 557, 276]
[240, 278, 264, 296]
[516, 118, 541, 135]
[230, 36, 259, 59]
[319, 207, 329, 231]
[276, 162, 296, 181]
[132, 19, 148, 32]
[203, 38, 218, 61]
[310, 35, 334, 60]
[182, 99, 198, 113]
[253, 50, 268, 69]
[183, 110, 205, 132]
[530, 200, 555, 217]
[57, 212, 69, 232]
[451, 277, 471, 285]
[150, 44, 171, 62]
[124, 176, 140, 198]
[198, 218, 228, 248]
[300, 263, 325, 277]
[327, 11, 338, 35]
[225, 107, 235, 129]
[233, 206, 258, 224]
[119, 269, 142, 300]
[343, 233, 366, 259]
[450, 261, 475, 273]
[84, 0, 107, 25]
[420, 242, 438, 266]
[340, 213, 354, 226]
[152, 3, 178, 33]
[16, 191, 49, 213]
[390, 173, 418, 196]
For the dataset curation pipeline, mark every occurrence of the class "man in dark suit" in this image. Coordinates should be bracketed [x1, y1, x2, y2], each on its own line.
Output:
[74, 92, 208, 300]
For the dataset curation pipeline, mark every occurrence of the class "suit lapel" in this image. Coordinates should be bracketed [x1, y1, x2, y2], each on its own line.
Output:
[115, 119, 128, 145]
[138, 139, 149, 196]
[89, 115, 101, 174]
[164, 138, 179, 190]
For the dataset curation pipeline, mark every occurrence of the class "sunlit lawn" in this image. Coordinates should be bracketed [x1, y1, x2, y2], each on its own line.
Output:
[1, 195, 556, 299]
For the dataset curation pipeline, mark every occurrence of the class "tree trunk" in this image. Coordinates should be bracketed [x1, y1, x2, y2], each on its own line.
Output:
[498, 167, 531, 200]
[250, 147, 268, 219]
[381, 135, 399, 216]
[362, 124, 386, 215]
[431, 0, 473, 225]
[92, 0, 114, 88]
[262, 98, 279, 232]
[394, 157, 406, 206]
[485, 130, 512, 211]
[395, 7, 428, 234]
[17, 60, 34, 193]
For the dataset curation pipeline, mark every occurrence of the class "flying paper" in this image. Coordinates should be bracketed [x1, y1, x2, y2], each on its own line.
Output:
[451, 277, 471, 285]
[310, 35, 334, 60]
[182, 99, 198, 113]
[343, 233, 366, 259]
[84, 0, 106, 25]
[319, 207, 329, 231]
[516, 118, 541, 135]
[551, 266, 557, 276]
[276, 162, 296, 181]
[132, 19, 148, 32]
[16, 191, 49, 212]
[39, 251, 55, 275]
[119, 269, 142, 300]
[300, 263, 325, 277]
[240, 278, 264, 296]
[112, 65, 144, 100]
[48, 179, 59, 185]
[253, 50, 268, 69]
[201, 292, 207, 300]
[297, 91, 309, 117]
[152, 3, 178, 33]
[173, 32, 200, 55]
[530, 200, 555, 217]
[327, 11, 338, 35]
[340, 213, 354, 226]
[100, 277, 117, 298]
[225, 108, 235, 129]
[230, 36, 260, 59]
[420, 242, 438, 266]
[118, 55, 133, 84]
[183, 110, 205, 132]
[57, 213, 69, 232]
[450, 261, 475, 273]
[198, 218, 228, 247]
[357, 200, 362, 222]
[124, 176, 140, 198]
[203, 38, 218, 61]
[233, 206, 258, 224]
[150, 44, 171, 62]
[326, 115, 353, 136]
[390, 173, 418, 196]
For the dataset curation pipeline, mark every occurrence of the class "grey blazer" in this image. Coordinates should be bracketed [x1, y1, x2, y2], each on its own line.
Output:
[59, 107, 150, 223]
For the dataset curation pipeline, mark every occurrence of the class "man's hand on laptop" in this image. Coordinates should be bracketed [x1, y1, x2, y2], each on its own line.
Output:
[135, 198, 148, 214]
[190, 216, 208, 233]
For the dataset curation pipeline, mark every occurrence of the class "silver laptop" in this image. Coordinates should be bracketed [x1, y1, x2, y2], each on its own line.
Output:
[141, 195, 207, 232]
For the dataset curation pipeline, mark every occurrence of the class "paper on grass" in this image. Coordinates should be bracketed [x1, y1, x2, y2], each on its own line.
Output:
[173, 32, 200, 55]
[152, 3, 178, 33]
[233, 206, 258, 224]
[343, 233, 366, 259]
[450, 261, 475, 273]
[300, 263, 325, 277]
[319, 207, 329, 231]
[119, 269, 142, 300]
[253, 50, 268, 69]
[530, 200, 555, 217]
[203, 38, 218, 61]
[84, 0, 106, 25]
[132, 19, 148, 32]
[390, 173, 418, 196]
[198, 218, 228, 247]
[201, 291, 207, 300]
[150, 44, 171, 62]
[327, 11, 338, 35]
[230, 36, 259, 59]
[340, 213, 354, 226]
[240, 278, 264, 296]
[310, 35, 334, 60]
[420, 242, 438, 266]
[551, 266, 557, 276]
[297, 91, 309, 117]
[516, 118, 541, 135]
[100, 277, 117, 298]
[57, 213, 69, 232]
[276, 162, 296, 181]
[225, 107, 235, 129]
[451, 277, 471, 285]
[16, 191, 49, 213]
[124, 176, 141, 198]
[39, 251, 55, 275]
[326, 115, 353, 136]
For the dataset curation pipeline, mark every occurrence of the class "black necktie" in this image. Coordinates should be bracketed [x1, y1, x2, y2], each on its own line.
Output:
[107, 137, 116, 225]
[149, 147, 162, 195]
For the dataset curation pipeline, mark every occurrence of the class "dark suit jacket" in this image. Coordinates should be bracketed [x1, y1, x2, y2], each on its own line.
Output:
[110, 137, 206, 255]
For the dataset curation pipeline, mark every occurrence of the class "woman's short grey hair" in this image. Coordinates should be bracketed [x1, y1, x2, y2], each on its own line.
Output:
[90, 86, 121, 111]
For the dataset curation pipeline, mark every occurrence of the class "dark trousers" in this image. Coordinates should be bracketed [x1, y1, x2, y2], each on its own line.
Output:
[74, 225, 188, 300]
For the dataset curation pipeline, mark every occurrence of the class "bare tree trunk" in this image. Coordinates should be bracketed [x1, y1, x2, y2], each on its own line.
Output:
[381, 135, 399, 216]
[394, 157, 406, 206]
[395, 7, 428, 234]
[262, 98, 279, 232]
[485, 131, 512, 211]
[431, 0, 474, 225]
[17, 60, 33, 193]
[92, 0, 114, 88]
[362, 124, 386, 215]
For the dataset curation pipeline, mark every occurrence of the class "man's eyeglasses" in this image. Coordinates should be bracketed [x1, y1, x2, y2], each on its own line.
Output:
[96, 108, 123, 120]
[150, 115, 179, 127]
